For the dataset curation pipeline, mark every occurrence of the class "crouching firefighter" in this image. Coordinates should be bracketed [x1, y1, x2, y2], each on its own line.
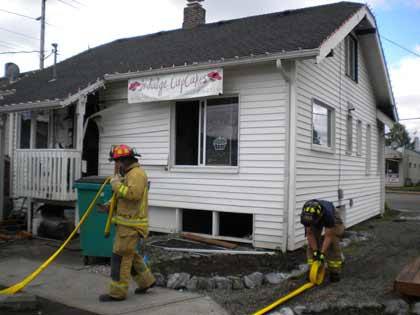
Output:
[301, 199, 345, 282]
[99, 144, 156, 302]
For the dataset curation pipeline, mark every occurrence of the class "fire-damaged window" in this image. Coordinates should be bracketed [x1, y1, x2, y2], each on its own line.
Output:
[19, 111, 31, 149]
[175, 97, 238, 166]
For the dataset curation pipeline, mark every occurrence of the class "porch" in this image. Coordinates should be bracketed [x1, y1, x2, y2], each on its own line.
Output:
[15, 149, 82, 201]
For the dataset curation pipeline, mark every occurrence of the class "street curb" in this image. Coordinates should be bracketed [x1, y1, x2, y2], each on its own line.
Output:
[0, 293, 39, 311]
[386, 190, 420, 195]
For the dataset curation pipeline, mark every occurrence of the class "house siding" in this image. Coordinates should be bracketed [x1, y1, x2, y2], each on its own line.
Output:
[290, 39, 382, 250]
[98, 64, 288, 249]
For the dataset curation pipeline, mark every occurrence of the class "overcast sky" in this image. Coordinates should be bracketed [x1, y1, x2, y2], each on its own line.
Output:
[0, 0, 419, 135]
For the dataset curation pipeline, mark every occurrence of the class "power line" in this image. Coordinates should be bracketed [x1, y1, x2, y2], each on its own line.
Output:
[0, 40, 17, 49]
[68, 0, 87, 7]
[0, 50, 41, 55]
[0, 8, 37, 20]
[381, 35, 420, 58]
[0, 26, 39, 41]
[55, 0, 81, 10]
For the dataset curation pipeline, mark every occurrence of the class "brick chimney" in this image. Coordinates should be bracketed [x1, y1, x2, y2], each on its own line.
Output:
[183, 0, 206, 29]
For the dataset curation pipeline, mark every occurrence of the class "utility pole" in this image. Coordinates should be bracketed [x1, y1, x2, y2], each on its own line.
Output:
[51, 43, 58, 80]
[39, 0, 46, 69]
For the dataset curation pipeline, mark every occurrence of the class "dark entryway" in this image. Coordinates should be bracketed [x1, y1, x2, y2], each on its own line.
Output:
[82, 120, 99, 177]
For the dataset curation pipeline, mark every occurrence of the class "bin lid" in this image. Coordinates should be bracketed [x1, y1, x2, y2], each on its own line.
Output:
[74, 176, 109, 184]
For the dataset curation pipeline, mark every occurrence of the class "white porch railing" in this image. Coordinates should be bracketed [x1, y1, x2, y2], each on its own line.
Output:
[15, 149, 82, 201]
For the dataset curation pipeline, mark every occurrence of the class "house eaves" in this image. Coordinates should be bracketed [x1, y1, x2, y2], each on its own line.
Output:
[317, 5, 397, 122]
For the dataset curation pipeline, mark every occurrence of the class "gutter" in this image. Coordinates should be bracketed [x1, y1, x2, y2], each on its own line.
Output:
[0, 79, 105, 113]
[104, 48, 320, 82]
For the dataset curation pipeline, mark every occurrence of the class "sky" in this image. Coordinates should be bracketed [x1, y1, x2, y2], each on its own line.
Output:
[0, 0, 419, 135]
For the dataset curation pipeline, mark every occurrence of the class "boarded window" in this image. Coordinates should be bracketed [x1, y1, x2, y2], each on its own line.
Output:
[346, 114, 353, 154]
[175, 97, 239, 166]
[345, 35, 358, 82]
[356, 120, 362, 156]
[312, 99, 333, 148]
[366, 124, 371, 174]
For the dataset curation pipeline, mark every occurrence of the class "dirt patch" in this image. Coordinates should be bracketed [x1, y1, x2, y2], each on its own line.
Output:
[210, 210, 420, 315]
[151, 251, 305, 277]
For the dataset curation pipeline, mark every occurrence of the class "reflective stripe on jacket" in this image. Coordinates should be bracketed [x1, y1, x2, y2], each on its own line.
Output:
[111, 163, 149, 237]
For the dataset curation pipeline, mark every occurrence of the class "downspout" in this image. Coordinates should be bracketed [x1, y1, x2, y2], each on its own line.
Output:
[276, 59, 296, 252]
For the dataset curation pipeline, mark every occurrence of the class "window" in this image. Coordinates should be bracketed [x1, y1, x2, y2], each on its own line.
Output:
[409, 162, 412, 168]
[36, 110, 50, 149]
[366, 124, 371, 174]
[345, 35, 358, 82]
[312, 99, 334, 149]
[175, 97, 239, 166]
[356, 120, 362, 156]
[346, 114, 353, 154]
[19, 111, 31, 149]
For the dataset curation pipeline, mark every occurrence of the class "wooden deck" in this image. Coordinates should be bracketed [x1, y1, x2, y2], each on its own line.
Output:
[395, 257, 420, 297]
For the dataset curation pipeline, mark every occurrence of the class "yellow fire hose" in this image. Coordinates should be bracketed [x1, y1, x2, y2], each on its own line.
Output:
[104, 194, 116, 238]
[252, 261, 325, 315]
[0, 177, 111, 295]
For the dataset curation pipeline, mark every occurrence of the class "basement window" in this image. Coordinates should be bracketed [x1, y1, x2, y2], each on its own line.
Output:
[345, 35, 358, 82]
[182, 209, 212, 235]
[219, 212, 253, 239]
[175, 97, 239, 166]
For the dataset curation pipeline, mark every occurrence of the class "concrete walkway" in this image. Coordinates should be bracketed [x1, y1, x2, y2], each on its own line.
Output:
[0, 257, 228, 315]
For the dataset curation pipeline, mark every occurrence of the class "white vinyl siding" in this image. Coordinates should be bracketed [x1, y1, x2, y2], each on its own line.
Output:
[98, 64, 288, 249]
[291, 38, 381, 250]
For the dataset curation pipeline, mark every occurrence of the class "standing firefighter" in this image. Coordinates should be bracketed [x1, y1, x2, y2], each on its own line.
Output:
[301, 199, 345, 282]
[99, 144, 156, 302]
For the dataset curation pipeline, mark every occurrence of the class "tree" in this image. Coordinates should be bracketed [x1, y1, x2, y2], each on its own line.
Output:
[385, 123, 412, 149]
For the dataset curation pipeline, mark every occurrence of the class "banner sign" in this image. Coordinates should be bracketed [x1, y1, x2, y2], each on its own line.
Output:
[128, 68, 223, 104]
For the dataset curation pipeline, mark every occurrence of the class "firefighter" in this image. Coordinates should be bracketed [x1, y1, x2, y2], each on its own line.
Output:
[300, 199, 344, 282]
[99, 144, 156, 302]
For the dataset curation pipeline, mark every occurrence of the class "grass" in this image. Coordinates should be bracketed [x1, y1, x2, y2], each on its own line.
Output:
[387, 185, 420, 192]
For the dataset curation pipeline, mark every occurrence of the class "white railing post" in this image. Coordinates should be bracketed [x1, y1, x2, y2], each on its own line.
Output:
[14, 149, 81, 201]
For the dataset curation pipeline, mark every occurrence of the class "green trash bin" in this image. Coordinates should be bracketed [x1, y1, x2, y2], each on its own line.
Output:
[74, 176, 115, 263]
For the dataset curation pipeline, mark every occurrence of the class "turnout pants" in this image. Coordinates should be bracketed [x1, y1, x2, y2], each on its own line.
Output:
[109, 226, 155, 299]
[307, 223, 345, 274]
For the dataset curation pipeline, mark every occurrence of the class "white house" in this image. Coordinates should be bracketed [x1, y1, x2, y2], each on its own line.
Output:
[0, 1, 398, 250]
[385, 147, 420, 187]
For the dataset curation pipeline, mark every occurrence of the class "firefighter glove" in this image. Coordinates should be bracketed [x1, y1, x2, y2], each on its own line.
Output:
[110, 174, 122, 185]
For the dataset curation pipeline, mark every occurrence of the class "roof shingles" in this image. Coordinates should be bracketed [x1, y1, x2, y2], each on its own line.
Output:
[0, 1, 363, 106]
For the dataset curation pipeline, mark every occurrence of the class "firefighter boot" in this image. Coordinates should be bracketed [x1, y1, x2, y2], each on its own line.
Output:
[99, 294, 125, 302]
[329, 272, 340, 283]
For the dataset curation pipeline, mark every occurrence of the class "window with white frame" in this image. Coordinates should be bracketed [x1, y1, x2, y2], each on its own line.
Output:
[345, 35, 358, 82]
[356, 120, 362, 156]
[175, 97, 239, 166]
[346, 114, 353, 154]
[366, 124, 372, 174]
[312, 99, 334, 149]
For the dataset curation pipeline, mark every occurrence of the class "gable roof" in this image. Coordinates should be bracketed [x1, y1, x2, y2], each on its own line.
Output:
[0, 1, 396, 120]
